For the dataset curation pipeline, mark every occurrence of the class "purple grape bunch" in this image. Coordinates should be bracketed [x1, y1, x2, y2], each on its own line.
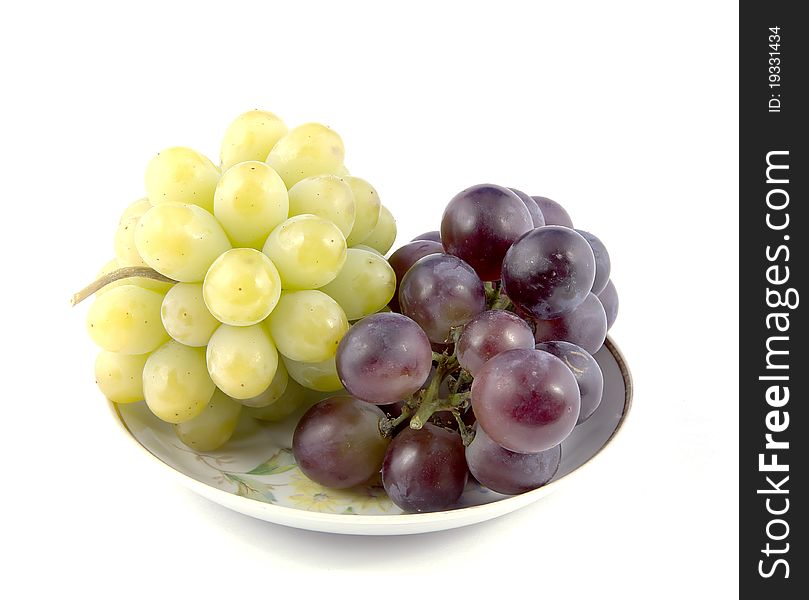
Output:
[291, 185, 620, 513]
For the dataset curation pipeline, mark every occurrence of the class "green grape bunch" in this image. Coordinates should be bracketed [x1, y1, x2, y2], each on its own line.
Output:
[78, 109, 398, 452]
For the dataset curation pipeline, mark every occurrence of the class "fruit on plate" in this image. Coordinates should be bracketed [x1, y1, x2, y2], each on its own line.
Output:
[76, 110, 620, 514]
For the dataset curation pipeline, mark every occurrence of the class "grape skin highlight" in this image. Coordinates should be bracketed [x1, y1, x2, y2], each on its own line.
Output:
[318, 248, 396, 320]
[87, 285, 168, 355]
[533, 292, 608, 355]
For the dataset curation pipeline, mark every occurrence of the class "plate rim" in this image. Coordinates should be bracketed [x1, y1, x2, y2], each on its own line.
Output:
[108, 336, 633, 527]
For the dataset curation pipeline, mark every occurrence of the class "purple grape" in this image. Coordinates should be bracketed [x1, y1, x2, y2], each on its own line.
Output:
[336, 313, 433, 405]
[441, 184, 533, 281]
[533, 292, 607, 354]
[597, 279, 619, 330]
[466, 426, 561, 495]
[387, 240, 443, 312]
[575, 229, 611, 294]
[502, 226, 596, 319]
[293, 396, 390, 489]
[471, 348, 580, 453]
[535, 341, 603, 424]
[411, 230, 441, 243]
[382, 423, 468, 512]
[457, 310, 535, 376]
[508, 188, 546, 227]
[399, 253, 485, 343]
[532, 196, 573, 228]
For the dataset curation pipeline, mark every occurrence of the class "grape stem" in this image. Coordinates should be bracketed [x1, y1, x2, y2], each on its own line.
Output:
[70, 267, 177, 306]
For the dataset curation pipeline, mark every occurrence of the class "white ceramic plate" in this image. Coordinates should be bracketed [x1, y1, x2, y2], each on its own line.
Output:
[111, 338, 632, 535]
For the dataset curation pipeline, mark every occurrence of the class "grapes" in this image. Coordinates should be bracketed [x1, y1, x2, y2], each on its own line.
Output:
[598, 279, 619, 330]
[575, 229, 611, 294]
[466, 426, 560, 495]
[202, 248, 282, 326]
[386, 240, 443, 312]
[94, 351, 148, 404]
[344, 177, 382, 246]
[336, 313, 433, 405]
[532, 196, 573, 228]
[173, 389, 243, 451]
[144, 147, 220, 212]
[135, 203, 232, 282]
[319, 248, 395, 320]
[502, 226, 596, 319]
[533, 292, 608, 355]
[143, 340, 215, 423]
[87, 285, 168, 354]
[441, 184, 533, 281]
[509, 188, 545, 227]
[399, 253, 485, 343]
[283, 355, 343, 392]
[536, 341, 603, 424]
[382, 424, 468, 512]
[471, 348, 580, 453]
[266, 290, 349, 362]
[246, 376, 327, 422]
[287, 175, 356, 238]
[114, 198, 150, 267]
[266, 122, 345, 187]
[262, 214, 347, 290]
[293, 396, 389, 489]
[411, 230, 441, 243]
[360, 205, 397, 255]
[81, 108, 627, 510]
[220, 110, 288, 170]
[206, 324, 279, 400]
[457, 310, 535, 376]
[239, 358, 289, 408]
[161, 283, 220, 347]
[213, 161, 289, 249]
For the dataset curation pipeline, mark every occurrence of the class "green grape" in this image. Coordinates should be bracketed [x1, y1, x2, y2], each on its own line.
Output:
[114, 198, 151, 267]
[144, 147, 220, 212]
[96, 258, 173, 296]
[262, 215, 347, 289]
[173, 388, 243, 451]
[94, 351, 148, 404]
[334, 165, 350, 177]
[143, 341, 215, 423]
[265, 122, 345, 188]
[360, 205, 397, 255]
[206, 324, 279, 400]
[213, 161, 289, 249]
[266, 290, 348, 362]
[161, 283, 219, 347]
[287, 175, 356, 238]
[135, 202, 231, 282]
[319, 248, 395, 320]
[344, 177, 381, 245]
[246, 378, 320, 422]
[87, 285, 168, 354]
[238, 356, 289, 408]
[220, 110, 288, 170]
[202, 248, 282, 326]
[283, 354, 342, 392]
[351, 244, 383, 256]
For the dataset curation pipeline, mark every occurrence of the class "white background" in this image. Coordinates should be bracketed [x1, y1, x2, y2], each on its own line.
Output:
[1, 1, 739, 598]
